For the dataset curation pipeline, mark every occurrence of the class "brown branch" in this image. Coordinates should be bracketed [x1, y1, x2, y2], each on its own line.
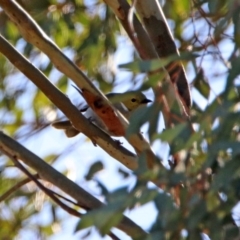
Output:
[0, 131, 148, 239]
[0, 173, 39, 202]
[7, 153, 83, 217]
[48, 189, 84, 208]
[0, 0, 157, 170]
[0, 0, 127, 136]
[0, 156, 120, 240]
[104, 0, 157, 60]
[134, 0, 192, 114]
[104, 0, 190, 128]
[0, 172, 84, 208]
[0, 33, 138, 170]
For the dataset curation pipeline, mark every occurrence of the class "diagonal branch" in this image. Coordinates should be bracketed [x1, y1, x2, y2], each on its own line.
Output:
[104, 0, 158, 60]
[104, 0, 191, 116]
[134, 0, 192, 114]
[0, 131, 148, 239]
[0, 173, 80, 207]
[104, 0, 189, 127]
[104, 0, 194, 173]
[2, 152, 120, 240]
[0, 33, 138, 170]
[0, 0, 125, 135]
[6, 153, 84, 217]
[0, 174, 38, 202]
[0, 0, 157, 169]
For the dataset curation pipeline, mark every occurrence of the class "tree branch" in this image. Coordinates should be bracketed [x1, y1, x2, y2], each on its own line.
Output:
[0, 0, 157, 170]
[7, 153, 84, 217]
[0, 131, 148, 239]
[104, 0, 189, 128]
[134, 0, 192, 114]
[0, 33, 138, 170]
[104, 0, 158, 60]
[0, 174, 38, 202]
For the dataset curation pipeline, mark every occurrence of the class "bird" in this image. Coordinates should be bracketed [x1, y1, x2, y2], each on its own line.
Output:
[52, 86, 152, 137]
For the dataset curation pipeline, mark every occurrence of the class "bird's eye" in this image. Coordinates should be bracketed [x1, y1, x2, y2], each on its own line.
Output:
[131, 98, 136, 102]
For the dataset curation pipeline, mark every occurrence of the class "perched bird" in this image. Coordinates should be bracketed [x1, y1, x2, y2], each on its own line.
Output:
[52, 87, 152, 137]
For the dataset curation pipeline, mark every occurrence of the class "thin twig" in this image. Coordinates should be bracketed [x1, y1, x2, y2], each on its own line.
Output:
[0, 173, 38, 202]
[0, 132, 148, 238]
[6, 152, 83, 218]
[1, 154, 121, 240]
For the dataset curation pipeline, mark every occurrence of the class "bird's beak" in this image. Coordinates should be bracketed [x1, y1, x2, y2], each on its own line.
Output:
[141, 98, 152, 104]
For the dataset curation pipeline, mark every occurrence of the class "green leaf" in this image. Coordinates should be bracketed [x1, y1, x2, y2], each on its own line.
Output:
[119, 53, 199, 73]
[153, 123, 187, 143]
[187, 200, 207, 230]
[85, 161, 104, 180]
[193, 69, 210, 99]
[119, 58, 170, 73]
[212, 159, 240, 190]
[75, 204, 124, 236]
[126, 104, 158, 137]
[225, 56, 240, 94]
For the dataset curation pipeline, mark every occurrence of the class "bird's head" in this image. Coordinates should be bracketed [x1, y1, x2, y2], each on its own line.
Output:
[120, 92, 152, 111]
